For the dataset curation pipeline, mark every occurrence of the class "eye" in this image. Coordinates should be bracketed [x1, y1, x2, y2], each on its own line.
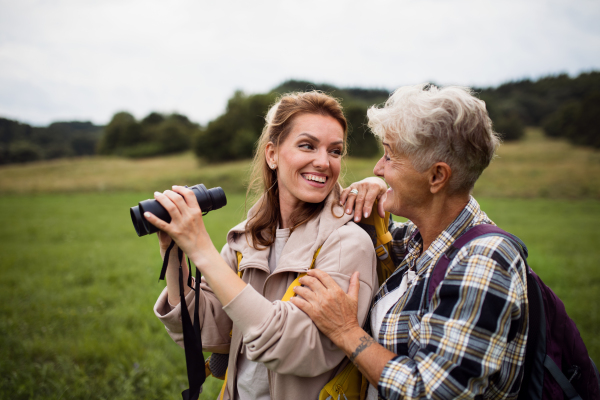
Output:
[299, 142, 314, 150]
[330, 148, 343, 156]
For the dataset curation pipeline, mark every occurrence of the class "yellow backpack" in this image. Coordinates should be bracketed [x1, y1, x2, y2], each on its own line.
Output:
[357, 204, 395, 287]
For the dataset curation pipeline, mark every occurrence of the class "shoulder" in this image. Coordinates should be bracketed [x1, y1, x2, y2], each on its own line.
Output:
[462, 234, 524, 267]
[314, 220, 377, 284]
[452, 230, 527, 285]
[333, 220, 377, 253]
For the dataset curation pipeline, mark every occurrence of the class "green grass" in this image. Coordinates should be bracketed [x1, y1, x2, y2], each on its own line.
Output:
[0, 193, 599, 399]
[1, 129, 599, 399]
[0, 193, 246, 399]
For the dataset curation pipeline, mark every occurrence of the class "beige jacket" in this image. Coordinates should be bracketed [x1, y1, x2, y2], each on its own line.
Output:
[154, 190, 378, 400]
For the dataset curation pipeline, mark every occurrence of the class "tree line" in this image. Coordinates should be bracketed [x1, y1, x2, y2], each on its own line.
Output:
[1, 71, 598, 165]
[0, 119, 102, 164]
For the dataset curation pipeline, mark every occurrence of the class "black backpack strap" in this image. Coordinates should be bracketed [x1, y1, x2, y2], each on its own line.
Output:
[543, 355, 583, 400]
[518, 270, 546, 400]
[161, 240, 206, 400]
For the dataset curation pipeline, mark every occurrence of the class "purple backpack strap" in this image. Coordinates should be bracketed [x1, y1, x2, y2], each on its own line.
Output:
[427, 224, 524, 305]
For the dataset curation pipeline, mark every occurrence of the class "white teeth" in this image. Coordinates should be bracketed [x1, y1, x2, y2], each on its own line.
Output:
[304, 174, 326, 183]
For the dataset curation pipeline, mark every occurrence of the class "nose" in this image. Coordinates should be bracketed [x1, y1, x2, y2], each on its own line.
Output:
[313, 148, 330, 170]
[373, 155, 385, 177]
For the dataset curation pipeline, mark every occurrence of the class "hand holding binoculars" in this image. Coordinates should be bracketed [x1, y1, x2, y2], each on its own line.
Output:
[130, 184, 227, 237]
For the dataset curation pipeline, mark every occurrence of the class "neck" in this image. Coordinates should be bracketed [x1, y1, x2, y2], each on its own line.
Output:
[411, 193, 470, 253]
[278, 192, 303, 229]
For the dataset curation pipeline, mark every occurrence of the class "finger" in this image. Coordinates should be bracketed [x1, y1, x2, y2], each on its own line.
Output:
[144, 211, 170, 231]
[306, 269, 340, 290]
[293, 285, 316, 302]
[340, 186, 352, 206]
[377, 192, 386, 218]
[344, 191, 357, 215]
[163, 189, 189, 212]
[347, 271, 360, 301]
[172, 185, 200, 210]
[289, 296, 312, 316]
[362, 186, 379, 219]
[154, 191, 182, 220]
[353, 191, 367, 223]
[297, 275, 327, 294]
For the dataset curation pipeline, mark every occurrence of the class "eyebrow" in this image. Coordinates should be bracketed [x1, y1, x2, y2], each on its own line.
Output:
[382, 142, 391, 149]
[298, 132, 344, 146]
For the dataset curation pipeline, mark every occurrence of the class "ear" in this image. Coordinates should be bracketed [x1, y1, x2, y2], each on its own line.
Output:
[265, 141, 277, 166]
[428, 162, 452, 194]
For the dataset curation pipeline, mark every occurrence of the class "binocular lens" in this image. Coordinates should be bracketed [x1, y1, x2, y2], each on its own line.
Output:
[130, 205, 149, 236]
[130, 184, 227, 237]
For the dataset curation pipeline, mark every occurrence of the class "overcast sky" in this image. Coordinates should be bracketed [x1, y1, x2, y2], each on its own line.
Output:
[1, 0, 599, 126]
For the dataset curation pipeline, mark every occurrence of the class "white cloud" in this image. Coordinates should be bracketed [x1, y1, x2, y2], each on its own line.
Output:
[0, 0, 599, 125]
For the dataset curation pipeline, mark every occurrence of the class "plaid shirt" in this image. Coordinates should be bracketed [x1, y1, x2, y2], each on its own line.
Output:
[370, 197, 528, 400]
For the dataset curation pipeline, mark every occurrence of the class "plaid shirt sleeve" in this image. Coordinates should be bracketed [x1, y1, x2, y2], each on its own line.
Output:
[378, 235, 528, 400]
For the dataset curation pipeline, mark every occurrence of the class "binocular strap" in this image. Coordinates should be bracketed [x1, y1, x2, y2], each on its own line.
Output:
[161, 240, 206, 400]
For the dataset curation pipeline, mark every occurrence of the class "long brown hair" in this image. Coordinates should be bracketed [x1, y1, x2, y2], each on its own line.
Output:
[245, 91, 348, 250]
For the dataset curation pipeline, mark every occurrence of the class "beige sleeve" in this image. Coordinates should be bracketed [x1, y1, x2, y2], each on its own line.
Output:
[153, 243, 238, 353]
[223, 224, 378, 377]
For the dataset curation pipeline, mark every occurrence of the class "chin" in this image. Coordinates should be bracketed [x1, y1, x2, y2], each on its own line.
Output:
[297, 189, 331, 204]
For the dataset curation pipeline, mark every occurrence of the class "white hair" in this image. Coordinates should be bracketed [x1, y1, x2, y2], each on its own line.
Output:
[367, 84, 501, 193]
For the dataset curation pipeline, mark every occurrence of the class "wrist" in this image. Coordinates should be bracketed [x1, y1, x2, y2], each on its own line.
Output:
[331, 323, 363, 353]
[188, 243, 220, 272]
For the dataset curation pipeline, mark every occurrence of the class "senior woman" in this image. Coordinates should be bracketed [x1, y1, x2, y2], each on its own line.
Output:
[291, 84, 529, 399]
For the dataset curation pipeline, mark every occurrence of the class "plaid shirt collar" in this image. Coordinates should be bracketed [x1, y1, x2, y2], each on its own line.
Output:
[375, 196, 491, 302]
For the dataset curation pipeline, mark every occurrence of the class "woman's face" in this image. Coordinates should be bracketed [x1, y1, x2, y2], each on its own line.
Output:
[267, 113, 344, 208]
[373, 140, 430, 219]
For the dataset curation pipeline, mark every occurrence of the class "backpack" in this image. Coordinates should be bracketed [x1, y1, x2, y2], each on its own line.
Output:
[427, 224, 600, 400]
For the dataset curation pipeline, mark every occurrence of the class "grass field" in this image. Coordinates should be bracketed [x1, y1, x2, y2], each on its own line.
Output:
[1, 129, 599, 399]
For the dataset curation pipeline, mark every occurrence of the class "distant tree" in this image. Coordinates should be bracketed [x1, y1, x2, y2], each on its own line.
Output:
[97, 111, 198, 158]
[544, 91, 600, 148]
[194, 91, 275, 162]
[71, 135, 98, 156]
[0, 118, 33, 145]
[543, 101, 581, 139]
[141, 112, 165, 126]
[97, 112, 141, 155]
[153, 116, 194, 154]
[575, 91, 600, 148]
[344, 103, 380, 157]
[493, 114, 525, 141]
[7, 141, 43, 163]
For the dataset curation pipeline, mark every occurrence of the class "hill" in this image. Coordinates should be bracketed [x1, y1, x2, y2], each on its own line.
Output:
[0, 128, 599, 200]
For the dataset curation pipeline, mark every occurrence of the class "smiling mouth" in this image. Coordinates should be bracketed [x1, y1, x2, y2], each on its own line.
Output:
[302, 173, 327, 184]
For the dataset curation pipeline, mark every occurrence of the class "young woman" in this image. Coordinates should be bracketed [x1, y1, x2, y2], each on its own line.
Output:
[147, 91, 378, 400]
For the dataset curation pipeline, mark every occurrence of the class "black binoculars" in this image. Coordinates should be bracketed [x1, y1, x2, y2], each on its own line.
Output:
[130, 184, 227, 237]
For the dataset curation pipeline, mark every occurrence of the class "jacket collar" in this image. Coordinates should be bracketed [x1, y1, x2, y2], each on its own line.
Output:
[227, 185, 353, 274]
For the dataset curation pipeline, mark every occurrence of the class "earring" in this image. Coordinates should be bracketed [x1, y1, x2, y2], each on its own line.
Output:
[271, 164, 276, 169]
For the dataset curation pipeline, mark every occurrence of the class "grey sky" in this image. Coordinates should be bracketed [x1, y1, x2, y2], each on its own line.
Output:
[1, 0, 599, 126]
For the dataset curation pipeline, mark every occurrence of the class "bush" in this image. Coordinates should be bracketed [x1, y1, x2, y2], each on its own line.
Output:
[194, 91, 275, 162]
[344, 103, 380, 157]
[97, 112, 197, 158]
[494, 114, 525, 141]
[97, 112, 141, 155]
[542, 91, 600, 148]
[7, 141, 43, 163]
